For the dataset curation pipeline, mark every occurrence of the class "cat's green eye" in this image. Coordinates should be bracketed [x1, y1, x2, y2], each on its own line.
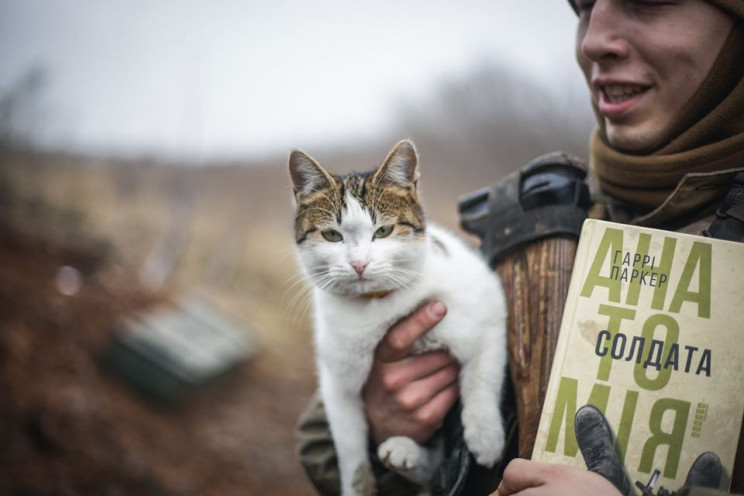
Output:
[321, 229, 343, 242]
[374, 225, 394, 239]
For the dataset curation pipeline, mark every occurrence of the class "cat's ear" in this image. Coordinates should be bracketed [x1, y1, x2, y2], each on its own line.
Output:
[372, 139, 419, 189]
[289, 149, 336, 200]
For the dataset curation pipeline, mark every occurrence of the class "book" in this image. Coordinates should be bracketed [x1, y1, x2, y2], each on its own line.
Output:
[531, 219, 744, 492]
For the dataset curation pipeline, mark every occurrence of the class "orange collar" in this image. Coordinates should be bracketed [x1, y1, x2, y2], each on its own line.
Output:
[360, 290, 393, 299]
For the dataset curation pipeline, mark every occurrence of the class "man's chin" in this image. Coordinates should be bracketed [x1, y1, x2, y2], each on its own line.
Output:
[604, 122, 663, 153]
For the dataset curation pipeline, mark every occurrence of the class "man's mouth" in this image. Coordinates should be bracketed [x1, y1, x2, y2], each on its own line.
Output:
[600, 84, 647, 104]
[595, 82, 651, 119]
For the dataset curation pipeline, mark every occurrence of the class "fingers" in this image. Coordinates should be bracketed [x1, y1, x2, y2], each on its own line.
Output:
[494, 459, 626, 496]
[364, 300, 453, 445]
[497, 459, 552, 495]
[378, 350, 456, 391]
[363, 350, 459, 445]
[392, 360, 459, 412]
[375, 301, 447, 362]
[408, 381, 459, 440]
[498, 458, 572, 496]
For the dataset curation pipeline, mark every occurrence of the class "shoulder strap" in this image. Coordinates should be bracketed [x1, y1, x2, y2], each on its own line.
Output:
[704, 171, 744, 242]
[457, 152, 591, 265]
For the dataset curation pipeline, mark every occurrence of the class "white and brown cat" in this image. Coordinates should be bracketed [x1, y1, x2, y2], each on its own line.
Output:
[289, 139, 507, 496]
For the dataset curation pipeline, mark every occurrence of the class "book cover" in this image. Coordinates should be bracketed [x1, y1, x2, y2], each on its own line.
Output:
[531, 219, 744, 492]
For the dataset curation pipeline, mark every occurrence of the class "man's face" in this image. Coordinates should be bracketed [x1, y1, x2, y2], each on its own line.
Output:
[575, 0, 735, 152]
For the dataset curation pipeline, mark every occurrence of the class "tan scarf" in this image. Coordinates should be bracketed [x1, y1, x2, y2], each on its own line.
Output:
[591, 21, 744, 212]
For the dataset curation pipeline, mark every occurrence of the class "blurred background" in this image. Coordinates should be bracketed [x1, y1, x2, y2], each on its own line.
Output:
[0, 1, 595, 494]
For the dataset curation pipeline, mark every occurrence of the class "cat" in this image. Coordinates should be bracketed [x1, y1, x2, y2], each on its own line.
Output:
[289, 139, 507, 496]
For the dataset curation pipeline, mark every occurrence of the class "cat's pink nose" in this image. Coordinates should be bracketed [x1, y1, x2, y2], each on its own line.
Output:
[351, 261, 368, 275]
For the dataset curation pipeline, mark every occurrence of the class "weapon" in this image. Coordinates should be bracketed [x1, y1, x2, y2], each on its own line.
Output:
[459, 152, 590, 457]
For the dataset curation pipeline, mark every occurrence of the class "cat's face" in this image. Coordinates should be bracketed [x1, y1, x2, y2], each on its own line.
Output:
[289, 140, 427, 297]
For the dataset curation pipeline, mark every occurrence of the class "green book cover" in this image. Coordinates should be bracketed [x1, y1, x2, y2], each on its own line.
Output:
[532, 219, 744, 492]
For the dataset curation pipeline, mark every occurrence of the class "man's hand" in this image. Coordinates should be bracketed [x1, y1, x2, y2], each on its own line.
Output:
[362, 301, 460, 445]
[492, 459, 623, 496]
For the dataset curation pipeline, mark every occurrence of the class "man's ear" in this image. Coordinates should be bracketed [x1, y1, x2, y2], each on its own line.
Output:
[288, 149, 336, 200]
[371, 139, 419, 189]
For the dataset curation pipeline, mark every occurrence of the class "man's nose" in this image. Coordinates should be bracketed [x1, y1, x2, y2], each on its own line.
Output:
[579, 0, 630, 64]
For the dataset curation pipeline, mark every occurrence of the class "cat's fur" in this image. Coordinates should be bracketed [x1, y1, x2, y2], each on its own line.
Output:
[289, 139, 507, 496]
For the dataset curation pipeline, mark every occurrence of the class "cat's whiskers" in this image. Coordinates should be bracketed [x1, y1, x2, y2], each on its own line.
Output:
[283, 266, 333, 314]
[389, 254, 425, 262]
[369, 177, 393, 218]
[285, 267, 346, 324]
[379, 272, 415, 292]
[295, 181, 347, 227]
[315, 272, 341, 293]
[289, 289, 314, 325]
[384, 272, 417, 286]
[312, 268, 337, 285]
[285, 290, 316, 327]
[281, 274, 315, 323]
[282, 279, 311, 309]
[296, 291, 316, 324]
[284, 269, 311, 287]
[383, 260, 420, 270]
[285, 282, 316, 319]
[377, 262, 420, 276]
[308, 183, 345, 217]
[286, 265, 332, 287]
[295, 206, 338, 223]
[305, 182, 338, 204]
[270, 245, 299, 260]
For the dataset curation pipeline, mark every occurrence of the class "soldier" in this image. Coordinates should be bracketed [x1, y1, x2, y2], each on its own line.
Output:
[495, 0, 744, 494]
[297, 0, 744, 494]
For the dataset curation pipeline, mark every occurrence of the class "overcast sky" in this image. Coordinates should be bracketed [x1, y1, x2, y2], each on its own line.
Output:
[0, 0, 583, 161]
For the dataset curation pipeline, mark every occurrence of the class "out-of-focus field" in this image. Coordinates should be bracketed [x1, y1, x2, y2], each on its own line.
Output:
[0, 145, 482, 496]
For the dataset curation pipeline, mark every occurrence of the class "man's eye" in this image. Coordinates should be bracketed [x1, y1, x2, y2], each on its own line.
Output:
[576, 0, 595, 12]
[631, 0, 675, 6]
[321, 229, 343, 242]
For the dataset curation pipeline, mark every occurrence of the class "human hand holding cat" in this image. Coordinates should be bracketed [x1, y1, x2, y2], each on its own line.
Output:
[363, 301, 460, 446]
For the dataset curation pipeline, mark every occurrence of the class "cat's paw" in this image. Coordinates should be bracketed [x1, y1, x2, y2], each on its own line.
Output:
[463, 412, 505, 468]
[377, 436, 422, 472]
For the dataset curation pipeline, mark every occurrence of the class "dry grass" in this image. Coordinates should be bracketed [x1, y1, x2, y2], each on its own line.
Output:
[1, 148, 320, 495]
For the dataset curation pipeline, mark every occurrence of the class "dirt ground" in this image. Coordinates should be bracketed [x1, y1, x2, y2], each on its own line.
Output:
[0, 152, 322, 495]
[0, 216, 319, 496]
